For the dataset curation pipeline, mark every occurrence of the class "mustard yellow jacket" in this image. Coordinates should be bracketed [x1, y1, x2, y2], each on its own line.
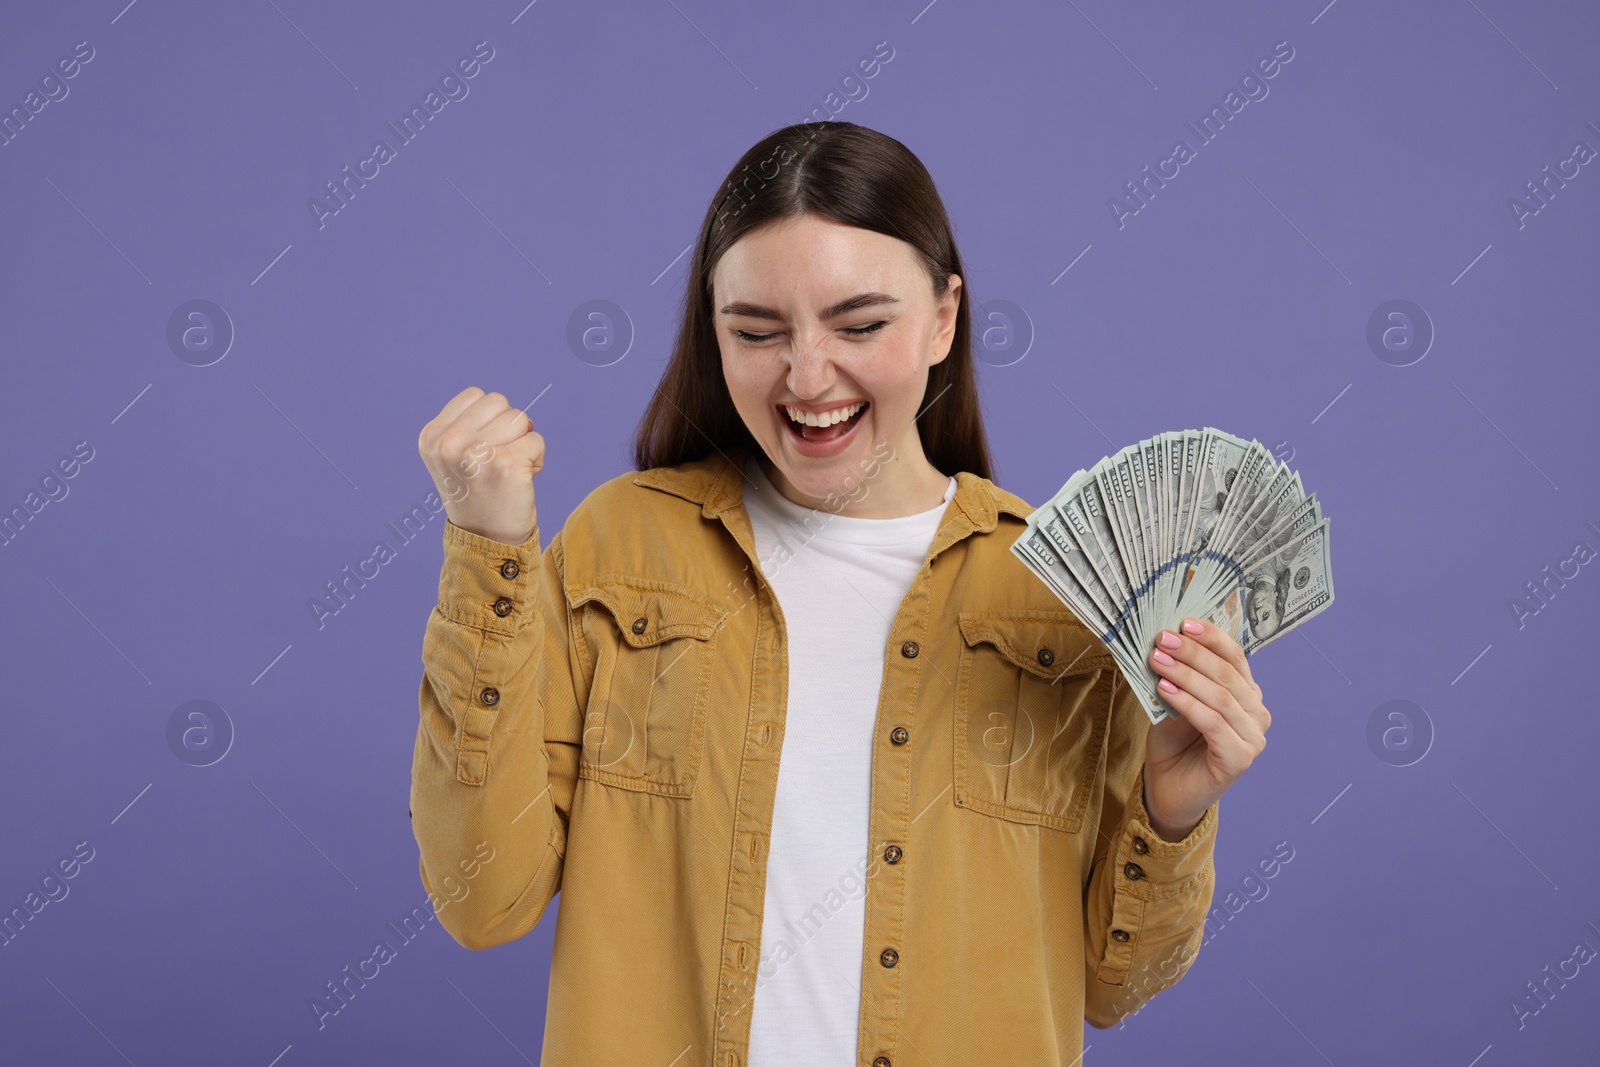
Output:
[411, 441, 1219, 1067]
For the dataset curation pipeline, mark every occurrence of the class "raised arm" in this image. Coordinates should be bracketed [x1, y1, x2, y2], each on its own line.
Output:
[409, 387, 585, 949]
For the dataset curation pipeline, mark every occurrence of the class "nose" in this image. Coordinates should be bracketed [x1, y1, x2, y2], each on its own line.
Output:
[782, 329, 837, 399]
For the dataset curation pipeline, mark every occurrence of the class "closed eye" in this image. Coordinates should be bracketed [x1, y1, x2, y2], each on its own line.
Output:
[734, 322, 886, 343]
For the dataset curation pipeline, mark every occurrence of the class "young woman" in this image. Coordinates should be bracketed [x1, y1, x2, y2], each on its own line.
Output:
[412, 121, 1272, 1067]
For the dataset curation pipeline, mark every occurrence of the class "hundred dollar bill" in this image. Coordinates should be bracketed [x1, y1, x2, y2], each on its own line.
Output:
[1012, 427, 1333, 725]
[1205, 517, 1335, 654]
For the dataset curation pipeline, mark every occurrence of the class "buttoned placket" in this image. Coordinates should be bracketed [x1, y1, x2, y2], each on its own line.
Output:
[850, 560, 931, 1067]
[853, 505, 988, 1067]
[479, 554, 524, 705]
[695, 459, 990, 1067]
[708, 493, 792, 1067]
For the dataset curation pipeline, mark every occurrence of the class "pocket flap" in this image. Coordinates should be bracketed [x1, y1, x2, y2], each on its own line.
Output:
[569, 580, 725, 648]
[957, 609, 1113, 680]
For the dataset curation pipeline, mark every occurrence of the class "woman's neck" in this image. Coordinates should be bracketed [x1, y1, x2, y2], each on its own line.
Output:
[754, 446, 951, 519]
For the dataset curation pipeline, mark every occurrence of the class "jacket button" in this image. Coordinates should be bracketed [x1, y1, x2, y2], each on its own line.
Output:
[880, 947, 898, 967]
[1124, 861, 1144, 881]
[493, 597, 513, 617]
[900, 640, 919, 658]
[1037, 647, 1055, 667]
[890, 726, 909, 745]
[479, 686, 500, 706]
[883, 845, 902, 864]
[499, 560, 519, 579]
[873, 1059, 892, 1067]
[1131, 836, 1149, 855]
[1111, 928, 1131, 943]
[631, 617, 648, 635]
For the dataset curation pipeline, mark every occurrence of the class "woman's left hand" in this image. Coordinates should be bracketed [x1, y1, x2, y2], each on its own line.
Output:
[1142, 617, 1271, 841]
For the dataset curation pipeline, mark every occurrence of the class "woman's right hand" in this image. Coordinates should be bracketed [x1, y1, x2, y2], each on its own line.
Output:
[418, 387, 545, 546]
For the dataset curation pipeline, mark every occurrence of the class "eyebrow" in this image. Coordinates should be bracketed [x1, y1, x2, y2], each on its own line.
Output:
[718, 292, 901, 321]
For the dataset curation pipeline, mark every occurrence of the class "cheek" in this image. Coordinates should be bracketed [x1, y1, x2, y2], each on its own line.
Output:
[854, 340, 928, 406]
[718, 351, 755, 402]
[721, 355, 780, 420]
[843, 339, 912, 387]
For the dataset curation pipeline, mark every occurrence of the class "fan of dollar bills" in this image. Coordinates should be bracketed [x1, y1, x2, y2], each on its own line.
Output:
[1011, 427, 1335, 725]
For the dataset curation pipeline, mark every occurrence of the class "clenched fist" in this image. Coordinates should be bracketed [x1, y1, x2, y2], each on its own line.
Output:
[418, 387, 545, 546]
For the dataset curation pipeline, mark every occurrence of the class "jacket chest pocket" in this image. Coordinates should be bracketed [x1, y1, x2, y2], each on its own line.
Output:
[952, 610, 1115, 834]
[570, 579, 726, 798]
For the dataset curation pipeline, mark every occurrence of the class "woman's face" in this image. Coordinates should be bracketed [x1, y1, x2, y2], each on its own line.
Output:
[712, 213, 960, 513]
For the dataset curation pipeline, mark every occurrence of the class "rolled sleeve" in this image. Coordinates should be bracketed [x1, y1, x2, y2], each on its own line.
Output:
[436, 518, 541, 636]
[1084, 673, 1219, 1028]
[412, 516, 583, 951]
[1127, 765, 1220, 883]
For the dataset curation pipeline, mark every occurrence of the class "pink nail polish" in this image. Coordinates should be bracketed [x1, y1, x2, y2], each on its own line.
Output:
[1152, 649, 1174, 665]
[1158, 630, 1181, 650]
[1181, 619, 1203, 635]
[1159, 678, 1178, 693]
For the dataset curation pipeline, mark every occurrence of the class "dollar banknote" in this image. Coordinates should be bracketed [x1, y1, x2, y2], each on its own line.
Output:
[1011, 428, 1335, 724]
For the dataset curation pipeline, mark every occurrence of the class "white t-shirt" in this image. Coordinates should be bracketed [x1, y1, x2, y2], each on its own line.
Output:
[740, 452, 958, 1067]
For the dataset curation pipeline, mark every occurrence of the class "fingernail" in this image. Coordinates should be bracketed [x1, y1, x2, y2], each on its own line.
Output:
[1159, 678, 1178, 693]
[1158, 630, 1181, 650]
[1152, 649, 1174, 665]
[1181, 619, 1203, 635]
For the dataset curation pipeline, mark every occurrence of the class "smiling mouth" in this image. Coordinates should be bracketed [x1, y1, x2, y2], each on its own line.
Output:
[778, 400, 869, 443]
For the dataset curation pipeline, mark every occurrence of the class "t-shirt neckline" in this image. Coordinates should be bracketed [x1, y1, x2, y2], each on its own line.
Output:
[741, 453, 957, 546]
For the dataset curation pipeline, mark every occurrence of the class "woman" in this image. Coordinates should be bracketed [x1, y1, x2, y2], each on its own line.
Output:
[411, 121, 1272, 1067]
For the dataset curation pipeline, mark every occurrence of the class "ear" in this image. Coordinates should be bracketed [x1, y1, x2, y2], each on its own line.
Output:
[929, 273, 961, 366]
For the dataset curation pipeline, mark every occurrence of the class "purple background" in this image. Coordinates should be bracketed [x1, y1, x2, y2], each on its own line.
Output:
[2, 1, 1596, 1063]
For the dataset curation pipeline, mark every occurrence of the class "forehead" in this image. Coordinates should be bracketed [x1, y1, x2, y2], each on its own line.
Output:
[712, 215, 919, 303]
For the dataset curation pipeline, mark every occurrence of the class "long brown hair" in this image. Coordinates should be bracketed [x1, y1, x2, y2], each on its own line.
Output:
[630, 121, 994, 480]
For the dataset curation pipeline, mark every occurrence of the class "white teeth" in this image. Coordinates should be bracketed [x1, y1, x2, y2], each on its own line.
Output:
[784, 401, 864, 427]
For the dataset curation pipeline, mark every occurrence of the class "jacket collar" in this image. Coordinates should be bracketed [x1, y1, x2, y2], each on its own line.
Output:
[630, 442, 1034, 534]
